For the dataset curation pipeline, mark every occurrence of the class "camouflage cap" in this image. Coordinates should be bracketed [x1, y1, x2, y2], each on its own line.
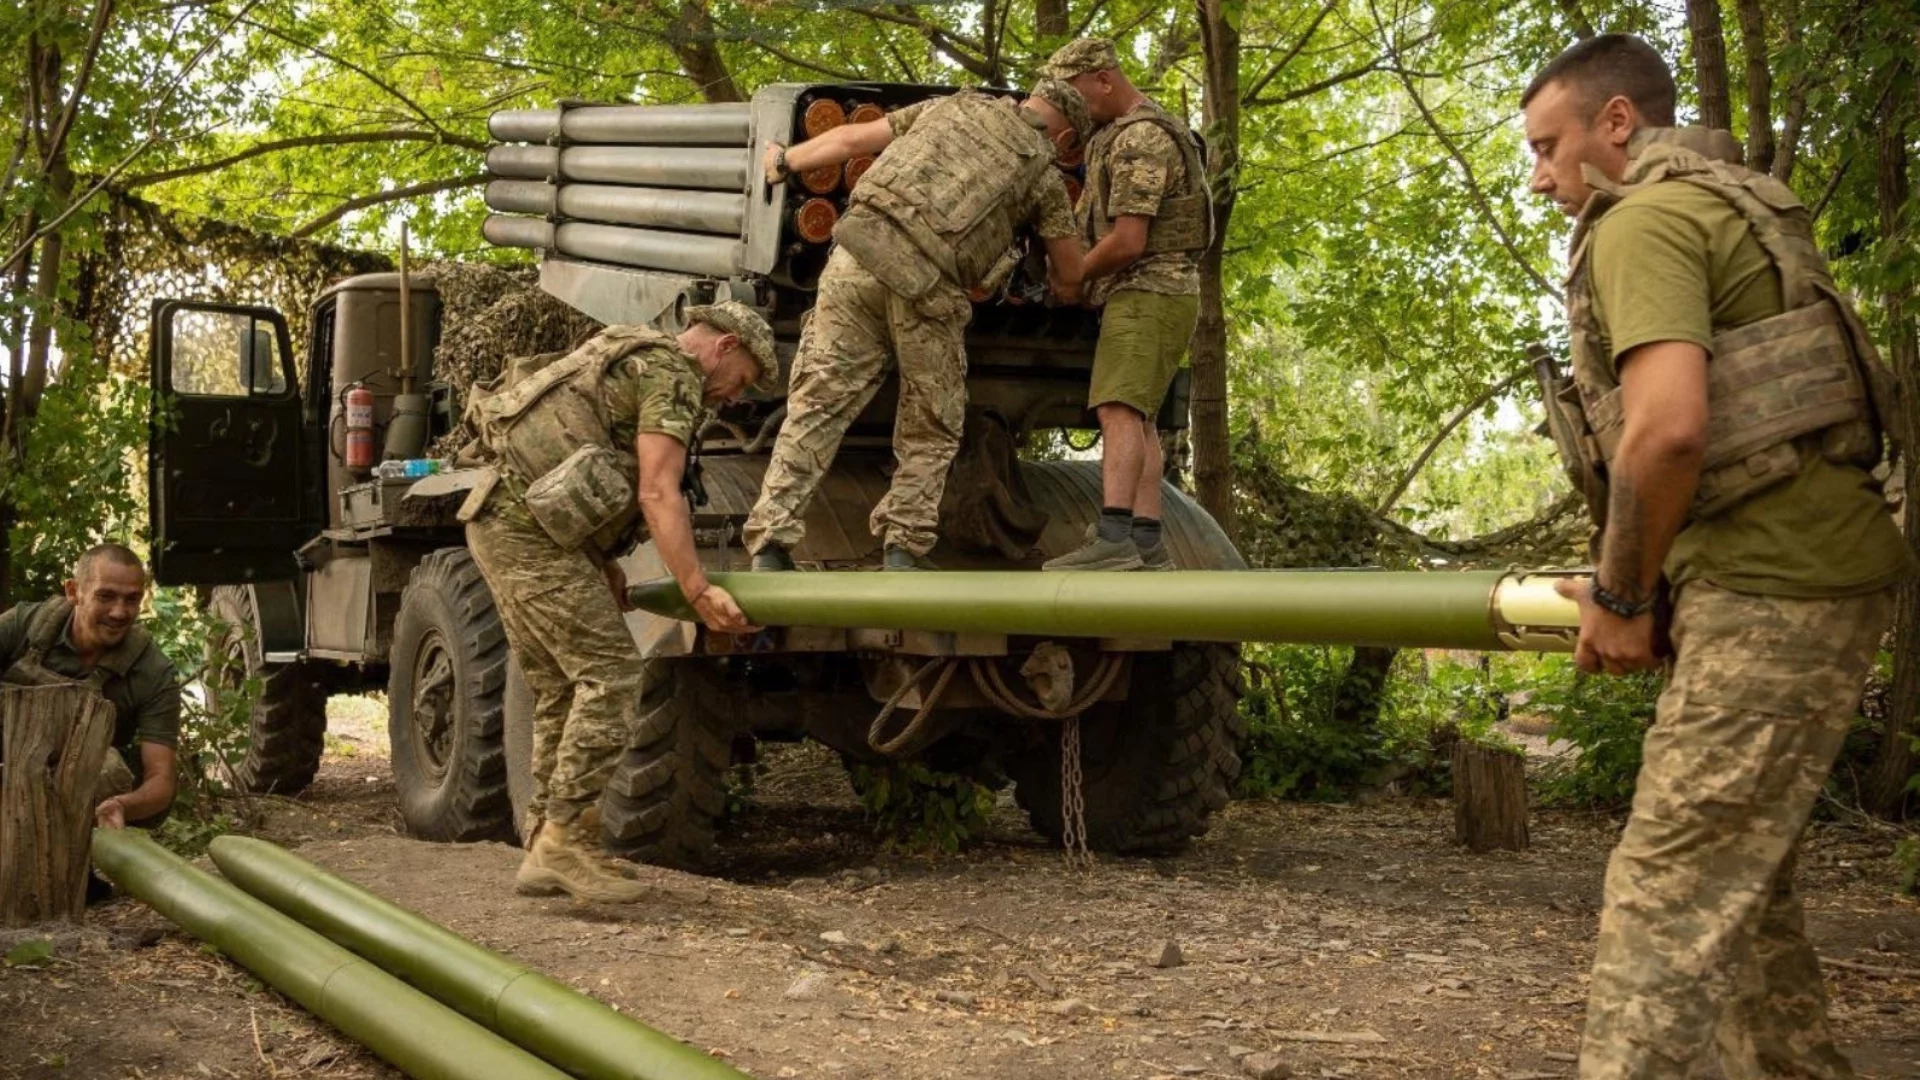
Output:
[685, 301, 779, 392]
[1043, 37, 1120, 80]
[1026, 77, 1092, 149]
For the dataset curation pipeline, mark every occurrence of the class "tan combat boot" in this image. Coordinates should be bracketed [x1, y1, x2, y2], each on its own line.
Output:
[514, 816, 648, 903]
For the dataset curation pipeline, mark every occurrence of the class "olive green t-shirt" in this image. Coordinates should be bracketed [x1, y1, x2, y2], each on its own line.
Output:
[1589, 181, 1913, 597]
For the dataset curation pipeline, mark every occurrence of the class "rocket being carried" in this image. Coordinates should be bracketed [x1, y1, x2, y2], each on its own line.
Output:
[629, 569, 1586, 653]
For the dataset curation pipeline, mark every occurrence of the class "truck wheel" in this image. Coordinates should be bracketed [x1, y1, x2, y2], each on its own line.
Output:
[207, 586, 328, 795]
[1008, 644, 1246, 855]
[388, 549, 512, 842]
[600, 660, 733, 870]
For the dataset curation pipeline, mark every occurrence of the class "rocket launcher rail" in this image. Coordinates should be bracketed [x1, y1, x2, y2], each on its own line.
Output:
[628, 569, 1584, 652]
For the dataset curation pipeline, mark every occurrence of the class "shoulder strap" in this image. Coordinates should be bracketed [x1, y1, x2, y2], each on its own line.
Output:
[25, 597, 74, 658]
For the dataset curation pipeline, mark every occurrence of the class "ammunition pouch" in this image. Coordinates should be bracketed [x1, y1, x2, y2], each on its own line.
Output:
[521, 445, 638, 552]
[1581, 303, 1875, 518]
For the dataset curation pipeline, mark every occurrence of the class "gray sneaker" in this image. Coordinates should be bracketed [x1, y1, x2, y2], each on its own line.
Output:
[883, 546, 937, 571]
[751, 545, 794, 571]
[1136, 541, 1175, 571]
[1043, 527, 1144, 571]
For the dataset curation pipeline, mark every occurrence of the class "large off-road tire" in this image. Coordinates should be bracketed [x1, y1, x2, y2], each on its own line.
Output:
[388, 549, 513, 842]
[207, 586, 328, 795]
[600, 659, 734, 870]
[1007, 643, 1246, 854]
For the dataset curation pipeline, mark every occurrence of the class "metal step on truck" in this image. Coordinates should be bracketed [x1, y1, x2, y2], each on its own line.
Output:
[147, 82, 1249, 869]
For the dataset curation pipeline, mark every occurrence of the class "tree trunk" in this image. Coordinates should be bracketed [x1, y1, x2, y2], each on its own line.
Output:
[1452, 740, 1529, 851]
[1773, 2, 1805, 184]
[1864, 105, 1917, 818]
[1036, 0, 1068, 40]
[1193, 0, 1240, 537]
[666, 0, 741, 103]
[1685, 0, 1734, 133]
[1332, 645, 1397, 729]
[1735, 0, 1774, 173]
[20, 162, 70, 425]
[1, 684, 117, 925]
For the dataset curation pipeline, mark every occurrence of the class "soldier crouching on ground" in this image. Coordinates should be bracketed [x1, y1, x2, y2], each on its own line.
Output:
[743, 79, 1089, 572]
[461, 303, 775, 902]
[1520, 34, 1913, 1079]
[1041, 37, 1211, 572]
[0, 543, 181, 830]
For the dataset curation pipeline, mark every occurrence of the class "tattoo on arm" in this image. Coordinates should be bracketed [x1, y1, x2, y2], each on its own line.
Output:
[1599, 475, 1651, 605]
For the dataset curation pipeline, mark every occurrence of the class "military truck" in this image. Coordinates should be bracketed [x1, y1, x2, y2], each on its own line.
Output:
[148, 83, 1247, 869]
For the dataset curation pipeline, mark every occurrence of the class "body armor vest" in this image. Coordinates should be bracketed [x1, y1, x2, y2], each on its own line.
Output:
[1083, 102, 1212, 254]
[832, 91, 1058, 302]
[466, 326, 678, 549]
[1543, 127, 1902, 529]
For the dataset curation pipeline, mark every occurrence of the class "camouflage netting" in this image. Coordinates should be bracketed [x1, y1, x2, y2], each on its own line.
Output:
[415, 261, 601, 417]
[76, 190, 388, 383]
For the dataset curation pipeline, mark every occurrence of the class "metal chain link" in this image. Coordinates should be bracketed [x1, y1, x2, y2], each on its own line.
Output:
[1060, 715, 1093, 873]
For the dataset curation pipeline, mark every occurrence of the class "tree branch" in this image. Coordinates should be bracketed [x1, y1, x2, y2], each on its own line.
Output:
[290, 174, 486, 239]
[1375, 368, 1530, 515]
[240, 16, 450, 135]
[1551, 0, 1595, 39]
[848, 6, 995, 80]
[1685, 0, 1733, 131]
[1391, 65, 1562, 301]
[1241, 0, 1342, 106]
[123, 129, 486, 189]
[744, 35, 862, 81]
[45, 0, 115, 169]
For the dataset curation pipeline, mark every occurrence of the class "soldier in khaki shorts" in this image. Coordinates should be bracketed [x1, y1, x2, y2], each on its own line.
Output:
[463, 303, 771, 902]
[1520, 35, 1912, 1078]
[745, 81, 1088, 571]
[1041, 38, 1209, 571]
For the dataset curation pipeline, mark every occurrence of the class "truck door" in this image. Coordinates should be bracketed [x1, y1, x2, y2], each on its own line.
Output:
[147, 300, 305, 585]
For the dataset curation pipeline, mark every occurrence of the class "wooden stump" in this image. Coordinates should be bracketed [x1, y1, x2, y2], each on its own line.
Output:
[1, 683, 117, 925]
[1452, 740, 1529, 852]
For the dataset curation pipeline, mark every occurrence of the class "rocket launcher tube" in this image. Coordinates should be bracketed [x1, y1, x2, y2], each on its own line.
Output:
[628, 570, 1583, 652]
[89, 830, 570, 1080]
[208, 836, 749, 1080]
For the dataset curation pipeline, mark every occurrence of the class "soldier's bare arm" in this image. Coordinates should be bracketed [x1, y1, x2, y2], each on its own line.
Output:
[98, 742, 177, 829]
[764, 120, 896, 185]
[1044, 235, 1086, 304]
[1082, 214, 1149, 281]
[635, 432, 757, 634]
[1559, 340, 1707, 675]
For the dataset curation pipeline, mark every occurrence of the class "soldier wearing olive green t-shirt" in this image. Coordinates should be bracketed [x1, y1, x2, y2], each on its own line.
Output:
[1522, 35, 1910, 1080]
[1041, 37, 1211, 571]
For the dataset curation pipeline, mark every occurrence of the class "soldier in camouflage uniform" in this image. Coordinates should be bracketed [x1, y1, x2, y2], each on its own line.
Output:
[1519, 36, 1913, 1078]
[744, 80, 1089, 571]
[1042, 38, 1210, 571]
[463, 303, 775, 903]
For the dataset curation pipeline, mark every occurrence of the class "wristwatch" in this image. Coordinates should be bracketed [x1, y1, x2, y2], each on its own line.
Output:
[1590, 579, 1654, 619]
[769, 145, 791, 183]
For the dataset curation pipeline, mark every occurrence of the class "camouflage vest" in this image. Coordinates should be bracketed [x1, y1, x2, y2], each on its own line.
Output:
[833, 91, 1058, 301]
[2, 598, 132, 714]
[1082, 101, 1212, 255]
[1546, 127, 1902, 527]
[465, 325, 679, 549]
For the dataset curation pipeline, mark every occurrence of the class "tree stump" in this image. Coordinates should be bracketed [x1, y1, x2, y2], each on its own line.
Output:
[1452, 740, 1529, 852]
[1, 683, 117, 925]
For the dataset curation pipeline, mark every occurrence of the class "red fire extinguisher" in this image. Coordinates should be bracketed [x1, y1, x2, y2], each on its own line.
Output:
[344, 384, 376, 472]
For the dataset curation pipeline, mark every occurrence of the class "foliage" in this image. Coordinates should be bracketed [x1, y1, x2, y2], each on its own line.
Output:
[1896, 836, 1920, 896]
[144, 586, 256, 851]
[1526, 655, 1661, 808]
[848, 761, 997, 854]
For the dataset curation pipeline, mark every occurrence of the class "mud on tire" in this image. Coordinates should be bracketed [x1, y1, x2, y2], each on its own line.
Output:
[1008, 643, 1246, 854]
[600, 659, 733, 870]
[388, 549, 513, 842]
[207, 586, 328, 795]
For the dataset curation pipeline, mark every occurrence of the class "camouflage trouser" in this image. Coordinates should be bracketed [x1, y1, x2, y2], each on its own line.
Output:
[465, 500, 646, 829]
[1580, 581, 1893, 1080]
[743, 246, 970, 558]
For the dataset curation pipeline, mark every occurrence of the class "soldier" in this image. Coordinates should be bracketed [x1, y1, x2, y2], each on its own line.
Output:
[462, 303, 774, 903]
[1041, 38, 1210, 571]
[1520, 35, 1913, 1078]
[0, 543, 180, 830]
[744, 80, 1089, 571]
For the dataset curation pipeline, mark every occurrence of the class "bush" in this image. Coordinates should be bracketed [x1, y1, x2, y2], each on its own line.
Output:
[848, 762, 996, 854]
[1526, 654, 1661, 808]
[145, 587, 256, 852]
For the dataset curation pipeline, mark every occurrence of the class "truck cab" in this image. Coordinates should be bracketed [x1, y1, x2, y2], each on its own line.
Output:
[148, 82, 1247, 869]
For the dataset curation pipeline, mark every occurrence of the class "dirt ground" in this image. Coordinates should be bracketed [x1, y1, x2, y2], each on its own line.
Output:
[4, 701, 1918, 1080]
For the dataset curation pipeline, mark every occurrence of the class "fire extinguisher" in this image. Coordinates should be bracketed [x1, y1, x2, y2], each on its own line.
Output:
[344, 383, 376, 473]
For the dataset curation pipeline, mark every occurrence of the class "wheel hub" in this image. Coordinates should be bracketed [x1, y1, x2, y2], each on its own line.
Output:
[411, 631, 457, 780]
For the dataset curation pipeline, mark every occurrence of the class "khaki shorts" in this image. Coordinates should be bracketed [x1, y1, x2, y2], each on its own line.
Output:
[1088, 289, 1200, 418]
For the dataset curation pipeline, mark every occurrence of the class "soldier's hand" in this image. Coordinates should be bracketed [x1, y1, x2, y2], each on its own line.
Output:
[1051, 279, 1081, 306]
[95, 797, 127, 830]
[1555, 577, 1659, 676]
[762, 142, 788, 186]
[602, 560, 635, 613]
[691, 585, 759, 635]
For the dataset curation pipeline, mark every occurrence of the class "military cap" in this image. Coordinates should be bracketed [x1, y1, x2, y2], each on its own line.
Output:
[685, 301, 779, 392]
[1043, 37, 1120, 80]
[1026, 77, 1092, 149]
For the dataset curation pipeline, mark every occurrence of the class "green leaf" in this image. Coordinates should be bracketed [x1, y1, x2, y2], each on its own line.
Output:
[5, 938, 54, 968]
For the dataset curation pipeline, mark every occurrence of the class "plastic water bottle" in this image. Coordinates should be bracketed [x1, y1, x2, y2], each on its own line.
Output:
[372, 459, 408, 480]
